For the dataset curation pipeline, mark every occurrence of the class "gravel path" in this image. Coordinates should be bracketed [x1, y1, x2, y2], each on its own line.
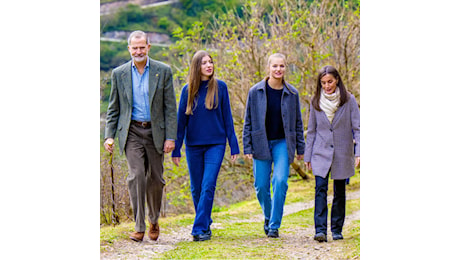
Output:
[100, 191, 360, 259]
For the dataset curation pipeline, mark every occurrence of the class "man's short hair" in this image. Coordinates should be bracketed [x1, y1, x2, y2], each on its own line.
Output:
[127, 30, 150, 45]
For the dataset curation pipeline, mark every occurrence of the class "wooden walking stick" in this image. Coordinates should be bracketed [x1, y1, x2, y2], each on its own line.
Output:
[107, 139, 119, 225]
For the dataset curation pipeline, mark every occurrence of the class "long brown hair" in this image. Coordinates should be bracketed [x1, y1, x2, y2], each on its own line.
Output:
[185, 50, 218, 115]
[311, 65, 349, 111]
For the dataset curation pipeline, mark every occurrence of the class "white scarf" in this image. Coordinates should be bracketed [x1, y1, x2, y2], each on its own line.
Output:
[319, 88, 340, 123]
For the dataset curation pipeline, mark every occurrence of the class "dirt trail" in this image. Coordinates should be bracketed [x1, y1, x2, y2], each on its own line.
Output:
[101, 191, 360, 259]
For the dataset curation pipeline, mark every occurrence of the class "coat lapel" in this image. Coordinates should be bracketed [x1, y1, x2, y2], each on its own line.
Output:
[149, 59, 160, 106]
[331, 103, 346, 127]
[121, 63, 133, 107]
[318, 110, 330, 125]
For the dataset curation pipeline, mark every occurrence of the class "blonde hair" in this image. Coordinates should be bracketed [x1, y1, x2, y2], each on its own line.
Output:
[185, 50, 219, 115]
[265, 53, 287, 84]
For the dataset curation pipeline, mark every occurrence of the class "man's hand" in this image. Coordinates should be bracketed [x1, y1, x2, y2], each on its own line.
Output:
[104, 138, 115, 154]
[355, 156, 360, 168]
[163, 140, 175, 153]
[245, 154, 253, 160]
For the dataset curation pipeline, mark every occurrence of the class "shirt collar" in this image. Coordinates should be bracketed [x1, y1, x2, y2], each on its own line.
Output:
[131, 58, 150, 70]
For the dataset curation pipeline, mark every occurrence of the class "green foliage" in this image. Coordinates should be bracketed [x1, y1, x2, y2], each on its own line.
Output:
[168, 0, 360, 130]
[158, 16, 171, 30]
[179, 0, 240, 17]
[164, 158, 193, 211]
[100, 40, 172, 74]
[100, 40, 130, 71]
[102, 4, 156, 32]
[101, 1, 242, 37]
[100, 70, 111, 117]
[100, 0, 119, 3]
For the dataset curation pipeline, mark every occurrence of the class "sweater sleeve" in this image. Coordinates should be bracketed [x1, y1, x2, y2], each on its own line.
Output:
[172, 85, 188, 157]
[220, 81, 240, 155]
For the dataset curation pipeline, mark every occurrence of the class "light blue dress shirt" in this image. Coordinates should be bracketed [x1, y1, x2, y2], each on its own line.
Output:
[131, 59, 151, 122]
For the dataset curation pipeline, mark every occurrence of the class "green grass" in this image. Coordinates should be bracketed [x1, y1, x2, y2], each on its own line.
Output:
[342, 220, 360, 258]
[161, 222, 281, 259]
[101, 213, 197, 245]
[101, 170, 360, 258]
[100, 222, 135, 245]
[159, 198, 360, 259]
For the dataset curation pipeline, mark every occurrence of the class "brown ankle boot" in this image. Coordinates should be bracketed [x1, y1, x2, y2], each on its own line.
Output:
[129, 231, 144, 242]
[148, 222, 160, 241]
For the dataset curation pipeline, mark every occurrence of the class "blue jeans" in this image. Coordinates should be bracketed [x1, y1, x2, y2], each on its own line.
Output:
[253, 139, 290, 230]
[314, 173, 346, 235]
[185, 144, 225, 236]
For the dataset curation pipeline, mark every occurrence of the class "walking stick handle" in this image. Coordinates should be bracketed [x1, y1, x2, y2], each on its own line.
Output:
[107, 139, 114, 164]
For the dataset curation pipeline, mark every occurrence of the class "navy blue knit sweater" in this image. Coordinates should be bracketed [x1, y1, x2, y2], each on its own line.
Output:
[172, 79, 240, 157]
[265, 83, 285, 140]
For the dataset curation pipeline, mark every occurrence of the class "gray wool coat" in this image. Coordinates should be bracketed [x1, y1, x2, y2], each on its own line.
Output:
[304, 93, 360, 179]
[243, 79, 305, 164]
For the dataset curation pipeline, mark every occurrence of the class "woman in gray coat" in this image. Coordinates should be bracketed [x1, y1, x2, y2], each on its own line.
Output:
[304, 65, 360, 242]
[243, 53, 305, 238]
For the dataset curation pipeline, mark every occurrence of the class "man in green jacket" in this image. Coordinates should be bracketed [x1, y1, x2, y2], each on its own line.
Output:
[104, 30, 177, 242]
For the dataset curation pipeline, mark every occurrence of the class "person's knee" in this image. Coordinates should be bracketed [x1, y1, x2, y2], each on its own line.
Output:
[315, 180, 328, 193]
[201, 182, 216, 195]
[272, 176, 288, 190]
[254, 179, 270, 193]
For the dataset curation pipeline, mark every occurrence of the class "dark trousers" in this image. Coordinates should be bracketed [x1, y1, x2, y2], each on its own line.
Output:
[314, 173, 346, 235]
[125, 124, 165, 232]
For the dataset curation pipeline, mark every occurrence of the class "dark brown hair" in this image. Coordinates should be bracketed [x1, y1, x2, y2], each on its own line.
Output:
[311, 65, 349, 111]
[186, 50, 218, 115]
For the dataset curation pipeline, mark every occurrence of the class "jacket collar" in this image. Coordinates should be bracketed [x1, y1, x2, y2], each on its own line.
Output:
[119, 57, 160, 107]
[255, 78, 295, 95]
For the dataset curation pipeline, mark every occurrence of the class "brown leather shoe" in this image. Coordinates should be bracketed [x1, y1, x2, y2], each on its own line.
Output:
[148, 222, 160, 241]
[129, 231, 144, 242]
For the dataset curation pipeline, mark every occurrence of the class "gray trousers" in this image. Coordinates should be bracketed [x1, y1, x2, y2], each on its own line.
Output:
[125, 123, 165, 232]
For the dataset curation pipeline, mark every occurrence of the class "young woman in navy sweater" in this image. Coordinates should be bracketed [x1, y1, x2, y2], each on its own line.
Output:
[172, 50, 239, 242]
